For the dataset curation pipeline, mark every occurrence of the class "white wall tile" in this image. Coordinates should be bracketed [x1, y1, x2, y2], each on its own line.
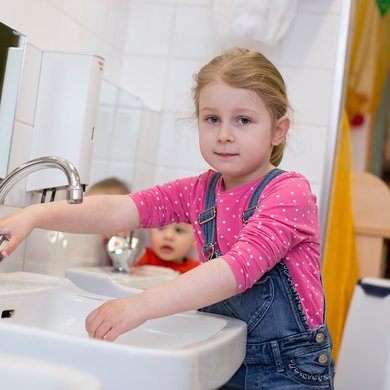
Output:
[0, 248, 24, 272]
[124, 2, 175, 56]
[132, 108, 161, 190]
[89, 159, 110, 186]
[171, 5, 214, 59]
[0, 0, 42, 35]
[281, 123, 327, 186]
[5, 122, 34, 207]
[0, 0, 126, 87]
[156, 112, 208, 173]
[131, 0, 177, 4]
[109, 107, 142, 162]
[118, 89, 143, 108]
[279, 13, 340, 69]
[47, 0, 130, 51]
[281, 66, 334, 126]
[23, 228, 58, 275]
[107, 161, 134, 189]
[121, 56, 168, 111]
[298, 0, 342, 14]
[163, 58, 204, 113]
[131, 0, 210, 4]
[99, 80, 119, 105]
[136, 108, 161, 165]
[93, 106, 116, 160]
[175, 0, 210, 5]
[132, 161, 158, 191]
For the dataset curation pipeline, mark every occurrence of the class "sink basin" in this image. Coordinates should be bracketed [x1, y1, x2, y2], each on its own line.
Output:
[66, 265, 180, 297]
[0, 353, 102, 390]
[0, 272, 246, 390]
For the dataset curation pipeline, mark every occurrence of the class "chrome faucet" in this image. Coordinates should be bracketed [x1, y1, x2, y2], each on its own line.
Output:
[0, 156, 84, 204]
[106, 231, 145, 273]
[0, 156, 84, 253]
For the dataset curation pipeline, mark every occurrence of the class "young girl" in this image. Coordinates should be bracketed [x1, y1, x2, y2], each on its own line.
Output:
[0, 48, 334, 389]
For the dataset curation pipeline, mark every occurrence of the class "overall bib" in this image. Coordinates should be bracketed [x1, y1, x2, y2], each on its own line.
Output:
[198, 169, 335, 389]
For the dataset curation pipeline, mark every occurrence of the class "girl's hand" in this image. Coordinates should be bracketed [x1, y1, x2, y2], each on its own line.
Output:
[85, 259, 237, 342]
[0, 209, 35, 259]
[85, 295, 147, 342]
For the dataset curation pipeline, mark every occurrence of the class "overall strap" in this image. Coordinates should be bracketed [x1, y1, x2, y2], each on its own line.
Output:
[198, 172, 222, 260]
[242, 168, 285, 224]
[199, 168, 285, 261]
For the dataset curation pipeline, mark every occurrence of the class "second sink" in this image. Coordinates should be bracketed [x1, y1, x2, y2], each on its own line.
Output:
[66, 265, 179, 296]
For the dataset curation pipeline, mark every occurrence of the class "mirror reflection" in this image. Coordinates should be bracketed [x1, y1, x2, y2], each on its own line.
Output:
[89, 79, 143, 191]
[0, 21, 26, 179]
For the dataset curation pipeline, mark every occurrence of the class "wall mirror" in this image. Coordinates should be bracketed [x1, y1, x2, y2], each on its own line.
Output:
[89, 79, 143, 191]
[0, 21, 26, 179]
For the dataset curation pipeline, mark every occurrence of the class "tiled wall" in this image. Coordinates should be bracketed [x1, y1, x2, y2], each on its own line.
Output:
[0, 0, 350, 275]
[89, 79, 143, 190]
[0, 0, 132, 274]
[0, 0, 130, 87]
[122, 0, 348, 204]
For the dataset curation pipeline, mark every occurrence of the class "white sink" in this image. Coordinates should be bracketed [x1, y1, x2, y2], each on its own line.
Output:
[0, 353, 102, 390]
[66, 265, 180, 296]
[0, 272, 247, 390]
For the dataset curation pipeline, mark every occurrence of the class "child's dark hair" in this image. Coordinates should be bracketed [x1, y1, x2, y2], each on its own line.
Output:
[192, 48, 290, 166]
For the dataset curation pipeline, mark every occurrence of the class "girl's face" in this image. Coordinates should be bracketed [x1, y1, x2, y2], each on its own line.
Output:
[198, 81, 289, 190]
[149, 224, 194, 263]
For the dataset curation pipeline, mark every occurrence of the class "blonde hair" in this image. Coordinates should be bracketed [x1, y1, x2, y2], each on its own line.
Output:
[192, 48, 290, 166]
[86, 177, 130, 196]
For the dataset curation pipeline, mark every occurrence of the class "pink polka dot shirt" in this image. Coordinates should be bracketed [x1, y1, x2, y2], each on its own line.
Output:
[130, 170, 324, 328]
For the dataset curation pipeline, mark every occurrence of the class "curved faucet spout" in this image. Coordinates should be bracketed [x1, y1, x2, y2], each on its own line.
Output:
[0, 156, 84, 204]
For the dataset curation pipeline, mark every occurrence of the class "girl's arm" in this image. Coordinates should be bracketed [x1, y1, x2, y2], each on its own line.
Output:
[0, 194, 139, 257]
[86, 257, 238, 341]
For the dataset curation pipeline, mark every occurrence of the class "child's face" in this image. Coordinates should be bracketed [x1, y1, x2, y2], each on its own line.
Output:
[198, 81, 288, 190]
[149, 224, 194, 263]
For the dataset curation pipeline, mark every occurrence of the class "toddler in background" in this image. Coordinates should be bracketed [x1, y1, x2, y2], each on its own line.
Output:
[87, 177, 130, 196]
[86, 177, 131, 265]
[135, 223, 198, 274]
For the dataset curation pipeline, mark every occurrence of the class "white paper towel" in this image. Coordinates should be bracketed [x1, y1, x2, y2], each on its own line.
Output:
[212, 0, 299, 47]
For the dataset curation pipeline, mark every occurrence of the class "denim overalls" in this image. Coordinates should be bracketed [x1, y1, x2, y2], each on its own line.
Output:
[198, 169, 335, 389]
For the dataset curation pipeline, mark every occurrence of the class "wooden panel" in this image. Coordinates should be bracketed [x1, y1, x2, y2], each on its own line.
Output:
[351, 171, 390, 277]
[355, 235, 385, 277]
[351, 172, 390, 237]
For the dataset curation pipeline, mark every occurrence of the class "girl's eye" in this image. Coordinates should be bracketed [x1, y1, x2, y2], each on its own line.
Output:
[238, 117, 251, 125]
[206, 116, 220, 124]
[175, 227, 185, 234]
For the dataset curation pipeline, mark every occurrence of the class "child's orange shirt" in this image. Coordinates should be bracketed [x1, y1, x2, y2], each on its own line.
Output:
[134, 247, 198, 274]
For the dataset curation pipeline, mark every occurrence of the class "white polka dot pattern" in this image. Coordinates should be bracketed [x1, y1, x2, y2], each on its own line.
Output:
[130, 170, 324, 329]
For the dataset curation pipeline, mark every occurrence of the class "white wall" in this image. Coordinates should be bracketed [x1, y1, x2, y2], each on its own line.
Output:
[0, 0, 132, 274]
[122, 0, 347, 203]
[0, 0, 349, 275]
[89, 79, 144, 188]
[0, 0, 130, 87]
